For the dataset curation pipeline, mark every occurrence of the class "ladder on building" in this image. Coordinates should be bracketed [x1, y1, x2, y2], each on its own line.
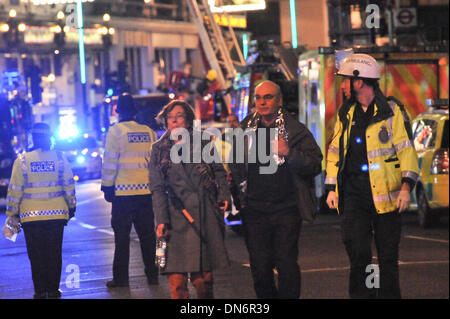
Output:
[186, 0, 246, 112]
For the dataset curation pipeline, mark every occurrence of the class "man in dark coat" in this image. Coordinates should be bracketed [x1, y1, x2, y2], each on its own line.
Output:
[229, 80, 323, 299]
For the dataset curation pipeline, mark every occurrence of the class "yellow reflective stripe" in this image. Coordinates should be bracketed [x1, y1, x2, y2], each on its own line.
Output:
[118, 163, 148, 169]
[373, 191, 400, 204]
[102, 163, 118, 170]
[24, 180, 67, 188]
[394, 140, 413, 152]
[8, 184, 23, 192]
[402, 170, 419, 182]
[7, 196, 21, 204]
[6, 205, 19, 213]
[22, 191, 65, 199]
[120, 151, 151, 158]
[104, 151, 120, 159]
[367, 147, 396, 159]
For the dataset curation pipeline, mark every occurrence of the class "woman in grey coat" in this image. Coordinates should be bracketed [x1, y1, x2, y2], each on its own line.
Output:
[149, 100, 231, 299]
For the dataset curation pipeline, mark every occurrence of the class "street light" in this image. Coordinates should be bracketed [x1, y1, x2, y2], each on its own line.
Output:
[2, 10, 26, 47]
[9, 9, 17, 18]
[0, 24, 9, 33]
[103, 13, 111, 22]
[57, 11, 65, 20]
[53, 11, 66, 47]
[18, 23, 26, 32]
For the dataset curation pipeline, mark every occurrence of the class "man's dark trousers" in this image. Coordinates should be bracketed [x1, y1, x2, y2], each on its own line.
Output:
[242, 207, 302, 299]
[22, 220, 65, 295]
[341, 174, 402, 299]
[111, 195, 157, 284]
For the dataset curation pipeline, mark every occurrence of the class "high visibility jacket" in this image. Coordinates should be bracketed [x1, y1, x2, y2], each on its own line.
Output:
[6, 149, 76, 223]
[325, 99, 419, 214]
[101, 121, 157, 196]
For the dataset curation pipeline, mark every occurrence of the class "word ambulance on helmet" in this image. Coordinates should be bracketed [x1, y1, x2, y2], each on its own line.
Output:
[337, 53, 380, 79]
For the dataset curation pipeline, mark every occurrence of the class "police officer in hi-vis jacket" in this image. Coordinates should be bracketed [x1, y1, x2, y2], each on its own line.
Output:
[101, 93, 159, 288]
[5, 122, 76, 299]
[325, 53, 419, 299]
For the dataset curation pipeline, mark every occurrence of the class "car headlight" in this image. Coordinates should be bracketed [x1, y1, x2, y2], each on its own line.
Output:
[90, 152, 99, 158]
[76, 155, 86, 164]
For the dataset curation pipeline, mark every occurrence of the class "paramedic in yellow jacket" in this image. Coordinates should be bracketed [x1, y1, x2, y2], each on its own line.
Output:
[101, 93, 159, 288]
[325, 54, 419, 299]
[5, 123, 76, 299]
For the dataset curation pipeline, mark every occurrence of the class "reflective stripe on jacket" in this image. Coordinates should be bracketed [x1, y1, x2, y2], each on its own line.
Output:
[101, 121, 157, 196]
[6, 149, 76, 223]
[325, 100, 419, 214]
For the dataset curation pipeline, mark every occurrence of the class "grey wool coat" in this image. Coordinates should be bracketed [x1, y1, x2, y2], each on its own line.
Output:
[149, 130, 231, 274]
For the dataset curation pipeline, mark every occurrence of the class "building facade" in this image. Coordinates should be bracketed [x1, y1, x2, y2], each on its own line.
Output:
[0, 0, 206, 138]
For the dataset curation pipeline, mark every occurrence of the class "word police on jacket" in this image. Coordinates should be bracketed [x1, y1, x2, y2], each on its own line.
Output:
[127, 132, 151, 143]
[30, 161, 56, 173]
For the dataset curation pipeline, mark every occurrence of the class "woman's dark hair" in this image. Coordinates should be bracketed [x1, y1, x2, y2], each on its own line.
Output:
[156, 100, 196, 129]
[361, 77, 380, 90]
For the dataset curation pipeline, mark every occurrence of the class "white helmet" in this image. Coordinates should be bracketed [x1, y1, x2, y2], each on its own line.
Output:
[337, 53, 380, 79]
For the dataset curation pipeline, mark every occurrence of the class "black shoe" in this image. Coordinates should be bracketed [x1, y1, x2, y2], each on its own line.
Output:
[147, 276, 159, 285]
[47, 290, 62, 299]
[33, 292, 47, 299]
[106, 280, 129, 288]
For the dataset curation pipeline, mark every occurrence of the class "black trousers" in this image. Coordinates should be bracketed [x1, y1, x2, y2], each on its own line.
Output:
[111, 195, 157, 284]
[341, 174, 402, 299]
[242, 207, 302, 299]
[22, 220, 65, 295]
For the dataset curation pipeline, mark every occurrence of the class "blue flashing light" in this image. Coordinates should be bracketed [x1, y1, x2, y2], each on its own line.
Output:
[107, 88, 114, 96]
[356, 137, 362, 144]
[58, 125, 79, 140]
[361, 164, 369, 172]
[76, 155, 86, 164]
[289, 0, 298, 49]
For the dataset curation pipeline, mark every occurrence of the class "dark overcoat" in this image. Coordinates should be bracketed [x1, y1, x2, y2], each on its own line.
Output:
[229, 109, 323, 223]
[149, 131, 231, 273]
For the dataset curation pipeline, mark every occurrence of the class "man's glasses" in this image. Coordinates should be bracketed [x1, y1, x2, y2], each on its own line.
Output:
[254, 94, 277, 102]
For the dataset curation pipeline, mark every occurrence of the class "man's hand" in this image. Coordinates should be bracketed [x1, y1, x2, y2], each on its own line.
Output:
[326, 191, 338, 209]
[271, 137, 290, 157]
[396, 183, 411, 213]
[156, 223, 169, 238]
